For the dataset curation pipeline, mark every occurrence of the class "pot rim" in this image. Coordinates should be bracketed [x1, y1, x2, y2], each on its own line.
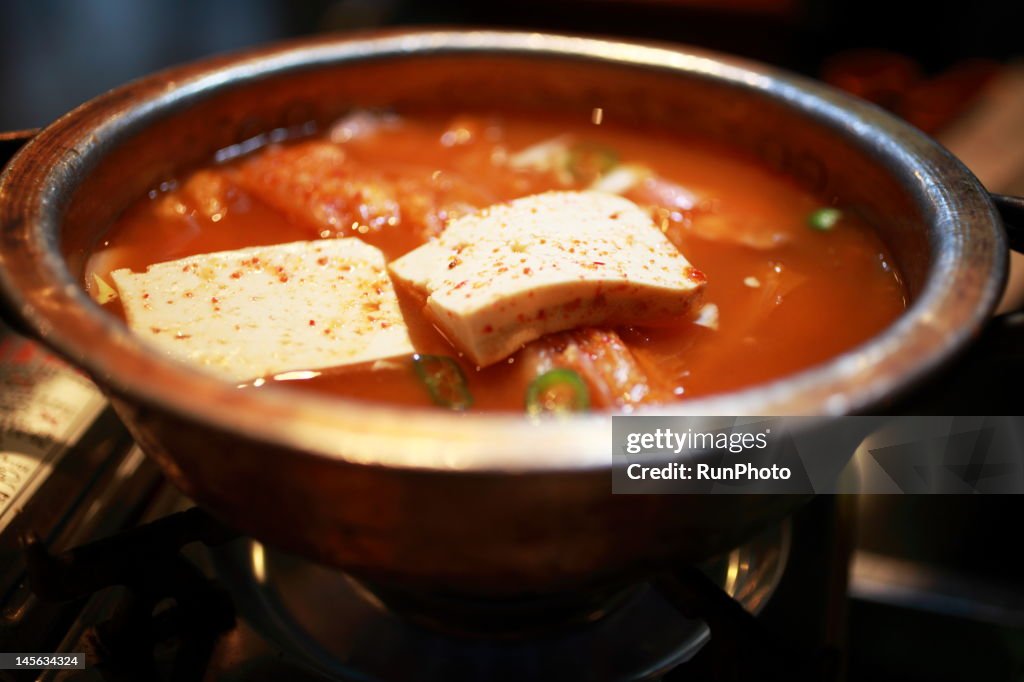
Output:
[0, 29, 1007, 472]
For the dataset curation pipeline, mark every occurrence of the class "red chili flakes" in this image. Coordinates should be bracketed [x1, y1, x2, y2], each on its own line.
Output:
[685, 266, 707, 284]
[230, 271, 243, 279]
[453, 280, 469, 290]
[482, 324, 494, 334]
[317, 257, 328, 266]
[308, 319, 316, 326]
[537, 309, 547, 320]
[448, 257, 462, 269]
[279, 275, 289, 283]
[142, 293, 150, 299]
[523, 267, 532, 275]
[593, 261, 605, 266]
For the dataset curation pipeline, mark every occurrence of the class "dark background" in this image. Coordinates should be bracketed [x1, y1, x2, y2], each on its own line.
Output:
[1, 0, 1021, 130]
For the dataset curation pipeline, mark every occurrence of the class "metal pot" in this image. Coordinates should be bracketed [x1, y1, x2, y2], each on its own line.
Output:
[0, 30, 1020, 597]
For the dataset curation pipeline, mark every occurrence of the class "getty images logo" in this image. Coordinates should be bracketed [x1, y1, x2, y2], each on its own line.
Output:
[624, 427, 770, 455]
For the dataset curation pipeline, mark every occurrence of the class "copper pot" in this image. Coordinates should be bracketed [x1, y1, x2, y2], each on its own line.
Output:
[0, 30, 1019, 597]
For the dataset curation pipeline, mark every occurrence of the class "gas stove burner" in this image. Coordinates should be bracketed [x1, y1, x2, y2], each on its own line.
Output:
[209, 521, 789, 681]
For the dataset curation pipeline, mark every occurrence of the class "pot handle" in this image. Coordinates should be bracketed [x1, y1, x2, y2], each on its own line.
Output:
[0, 129, 40, 339]
[992, 193, 1024, 253]
[0, 128, 37, 167]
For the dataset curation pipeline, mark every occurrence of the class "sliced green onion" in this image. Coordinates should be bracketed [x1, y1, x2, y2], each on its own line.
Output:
[525, 368, 590, 417]
[566, 142, 619, 182]
[412, 354, 473, 410]
[808, 207, 842, 231]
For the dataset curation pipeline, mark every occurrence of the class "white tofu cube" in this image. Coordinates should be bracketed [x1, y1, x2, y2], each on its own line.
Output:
[389, 191, 705, 366]
[111, 239, 414, 381]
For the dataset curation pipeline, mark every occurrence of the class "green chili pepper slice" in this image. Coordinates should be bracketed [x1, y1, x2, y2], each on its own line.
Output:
[525, 368, 591, 417]
[412, 354, 473, 410]
[807, 207, 842, 231]
[566, 142, 619, 182]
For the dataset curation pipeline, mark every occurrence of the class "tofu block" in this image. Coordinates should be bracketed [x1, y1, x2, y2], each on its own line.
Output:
[111, 239, 414, 381]
[389, 191, 705, 366]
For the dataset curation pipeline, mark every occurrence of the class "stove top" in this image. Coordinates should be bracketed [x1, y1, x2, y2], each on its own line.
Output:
[19, 484, 819, 682]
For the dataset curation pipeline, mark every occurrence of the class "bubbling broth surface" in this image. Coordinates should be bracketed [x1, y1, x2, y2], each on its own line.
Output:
[87, 110, 907, 412]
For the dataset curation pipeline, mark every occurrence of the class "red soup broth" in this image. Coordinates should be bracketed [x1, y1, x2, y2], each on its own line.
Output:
[86, 110, 907, 412]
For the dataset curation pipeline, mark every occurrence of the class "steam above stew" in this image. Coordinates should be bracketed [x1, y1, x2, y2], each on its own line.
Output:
[86, 109, 906, 413]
